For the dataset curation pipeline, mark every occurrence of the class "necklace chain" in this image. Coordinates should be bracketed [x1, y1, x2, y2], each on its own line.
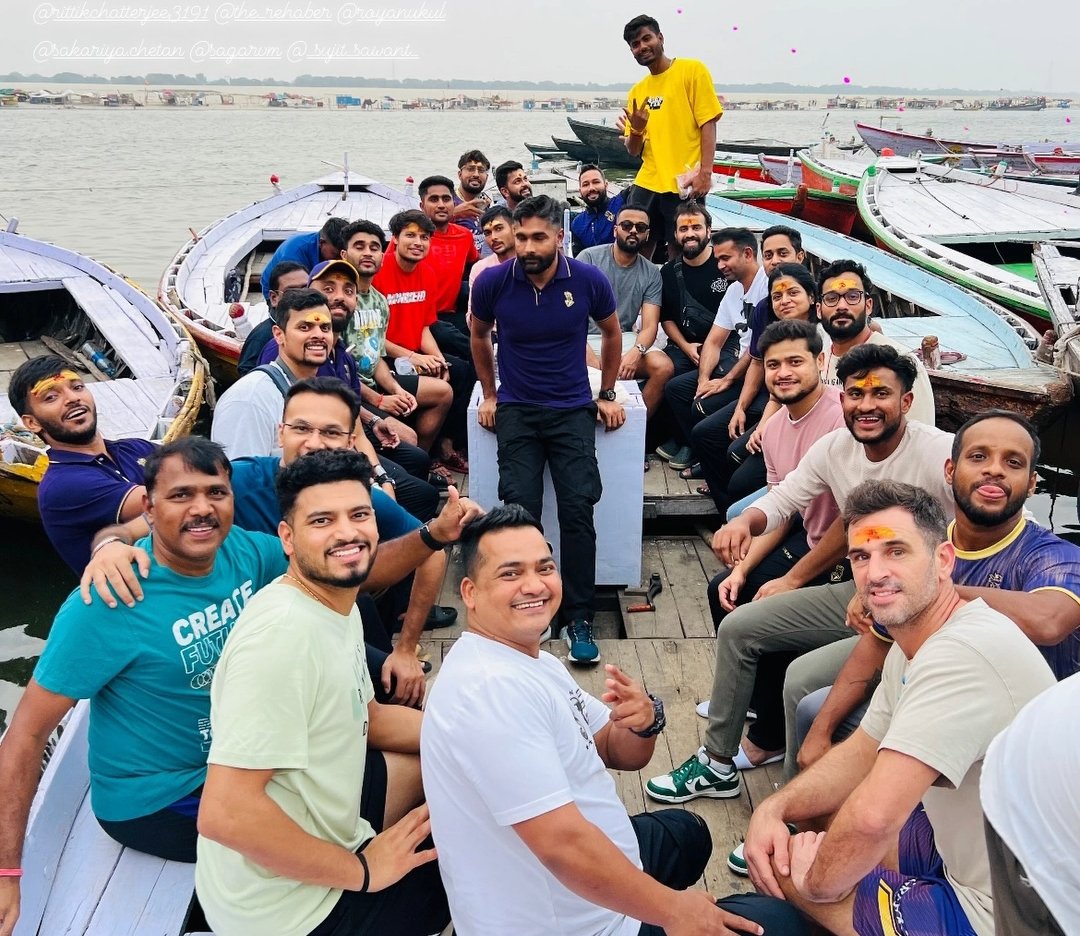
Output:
[283, 572, 332, 609]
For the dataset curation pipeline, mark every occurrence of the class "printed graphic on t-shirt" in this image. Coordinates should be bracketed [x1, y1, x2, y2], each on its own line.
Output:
[386, 290, 427, 304]
[567, 686, 596, 750]
[646, 96, 664, 109]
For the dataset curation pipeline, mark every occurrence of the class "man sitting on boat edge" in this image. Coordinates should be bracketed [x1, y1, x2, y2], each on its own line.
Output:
[8, 356, 155, 575]
[237, 260, 310, 377]
[195, 449, 451, 936]
[258, 216, 348, 302]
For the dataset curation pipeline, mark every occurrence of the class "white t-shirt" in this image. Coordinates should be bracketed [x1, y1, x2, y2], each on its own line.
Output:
[421, 632, 641, 936]
[822, 330, 936, 427]
[196, 581, 375, 936]
[754, 419, 955, 535]
[713, 266, 768, 356]
[861, 600, 1055, 936]
[981, 672, 1080, 932]
[210, 368, 285, 459]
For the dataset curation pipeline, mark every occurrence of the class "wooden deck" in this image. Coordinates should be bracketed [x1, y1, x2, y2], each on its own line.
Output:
[421, 532, 773, 896]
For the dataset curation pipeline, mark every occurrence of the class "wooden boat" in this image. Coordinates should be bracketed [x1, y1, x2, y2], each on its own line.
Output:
[525, 141, 568, 160]
[703, 193, 1073, 429]
[712, 155, 768, 182]
[13, 701, 202, 936]
[1033, 242, 1080, 383]
[712, 177, 859, 236]
[711, 137, 812, 157]
[158, 170, 417, 385]
[855, 120, 1075, 158]
[798, 149, 867, 196]
[758, 153, 803, 186]
[857, 158, 1080, 323]
[0, 229, 207, 522]
[563, 118, 642, 170]
[1028, 152, 1080, 176]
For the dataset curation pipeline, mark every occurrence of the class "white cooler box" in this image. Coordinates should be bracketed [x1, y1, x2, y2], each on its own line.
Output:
[466, 381, 645, 587]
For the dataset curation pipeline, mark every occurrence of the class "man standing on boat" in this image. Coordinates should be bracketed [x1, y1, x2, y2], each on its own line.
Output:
[418, 174, 479, 360]
[570, 164, 625, 255]
[195, 448, 451, 936]
[7, 356, 155, 574]
[742, 481, 1054, 936]
[258, 216, 348, 302]
[619, 14, 723, 260]
[471, 194, 625, 666]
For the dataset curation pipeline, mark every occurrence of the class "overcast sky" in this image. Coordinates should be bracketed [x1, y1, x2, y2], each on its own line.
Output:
[7, 0, 1079, 92]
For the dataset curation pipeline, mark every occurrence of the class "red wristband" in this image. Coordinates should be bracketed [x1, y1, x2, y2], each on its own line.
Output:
[376, 394, 384, 408]
[0, 869, 22, 877]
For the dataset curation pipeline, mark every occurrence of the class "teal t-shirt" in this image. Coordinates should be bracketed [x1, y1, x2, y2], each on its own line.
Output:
[33, 526, 288, 822]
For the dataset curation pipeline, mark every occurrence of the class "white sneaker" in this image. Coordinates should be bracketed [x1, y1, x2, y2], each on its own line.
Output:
[696, 700, 710, 718]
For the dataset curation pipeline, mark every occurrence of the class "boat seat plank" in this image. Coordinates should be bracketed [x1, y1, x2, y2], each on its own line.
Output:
[89, 380, 160, 437]
[61, 278, 171, 380]
[83, 851, 194, 936]
[0, 344, 29, 371]
[35, 798, 123, 936]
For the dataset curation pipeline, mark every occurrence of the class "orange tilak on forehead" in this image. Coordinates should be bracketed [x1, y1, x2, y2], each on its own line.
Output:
[829, 278, 858, 292]
[30, 370, 81, 397]
[851, 526, 896, 547]
[771, 278, 799, 293]
[851, 373, 882, 390]
[300, 311, 331, 325]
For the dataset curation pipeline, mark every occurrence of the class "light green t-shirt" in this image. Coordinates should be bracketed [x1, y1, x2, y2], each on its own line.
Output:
[196, 580, 375, 936]
[344, 286, 391, 387]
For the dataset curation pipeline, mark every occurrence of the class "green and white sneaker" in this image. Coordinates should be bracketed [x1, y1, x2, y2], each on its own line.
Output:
[727, 842, 749, 876]
[645, 746, 742, 803]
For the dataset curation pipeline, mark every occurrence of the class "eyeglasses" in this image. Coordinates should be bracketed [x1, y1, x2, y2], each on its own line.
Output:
[281, 422, 350, 441]
[618, 221, 650, 233]
[820, 289, 866, 307]
[461, 163, 489, 173]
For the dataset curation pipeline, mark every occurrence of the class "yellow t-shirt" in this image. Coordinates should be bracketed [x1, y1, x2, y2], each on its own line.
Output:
[626, 58, 723, 194]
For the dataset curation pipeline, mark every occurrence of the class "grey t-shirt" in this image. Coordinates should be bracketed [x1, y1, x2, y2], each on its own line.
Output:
[578, 244, 663, 335]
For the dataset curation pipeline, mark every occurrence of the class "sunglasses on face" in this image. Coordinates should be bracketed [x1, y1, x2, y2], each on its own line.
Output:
[618, 221, 650, 233]
[820, 289, 865, 307]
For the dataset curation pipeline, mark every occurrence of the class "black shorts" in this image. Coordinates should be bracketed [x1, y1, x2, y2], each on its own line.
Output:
[625, 185, 682, 247]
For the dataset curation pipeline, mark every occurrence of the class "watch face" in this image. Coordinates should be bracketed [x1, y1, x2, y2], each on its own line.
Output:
[599, 389, 616, 401]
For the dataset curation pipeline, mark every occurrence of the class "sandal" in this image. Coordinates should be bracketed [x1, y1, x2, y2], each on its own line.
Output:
[696, 483, 711, 496]
[679, 463, 705, 480]
[428, 464, 454, 487]
[439, 449, 469, 473]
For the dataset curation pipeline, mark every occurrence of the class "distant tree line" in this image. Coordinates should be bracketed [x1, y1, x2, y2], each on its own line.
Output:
[0, 72, 1058, 95]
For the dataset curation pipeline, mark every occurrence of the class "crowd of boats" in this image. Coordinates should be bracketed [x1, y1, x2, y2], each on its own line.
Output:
[2, 116, 1080, 528]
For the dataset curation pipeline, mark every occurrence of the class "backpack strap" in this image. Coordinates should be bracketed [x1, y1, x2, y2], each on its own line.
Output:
[254, 360, 293, 398]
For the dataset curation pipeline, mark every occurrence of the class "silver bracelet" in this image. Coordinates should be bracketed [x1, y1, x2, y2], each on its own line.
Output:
[91, 535, 125, 557]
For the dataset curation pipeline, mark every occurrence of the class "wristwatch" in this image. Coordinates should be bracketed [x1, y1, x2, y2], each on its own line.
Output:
[372, 467, 395, 489]
[630, 694, 666, 738]
[418, 522, 450, 551]
[634, 342, 649, 355]
[598, 388, 617, 402]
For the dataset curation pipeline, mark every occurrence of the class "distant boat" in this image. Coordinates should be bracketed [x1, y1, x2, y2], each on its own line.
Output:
[713, 155, 770, 183]
[704, 194, 1072, 428]
[710, 177, 859, 236]
[0, 229, 207, 521]
[855, 120, 1073, 157]
[857, 159, 1080, 323]
[158, 169, 417, 385]
[757, 153, 803, 186]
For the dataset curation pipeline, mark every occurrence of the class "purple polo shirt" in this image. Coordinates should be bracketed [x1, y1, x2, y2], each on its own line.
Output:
[257, 338, 362, 392]
[471, 255, 616, 409]
[38, 437, 156, 574]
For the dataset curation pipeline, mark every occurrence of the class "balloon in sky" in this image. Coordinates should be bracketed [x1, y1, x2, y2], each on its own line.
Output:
[843, 76, 851, 84]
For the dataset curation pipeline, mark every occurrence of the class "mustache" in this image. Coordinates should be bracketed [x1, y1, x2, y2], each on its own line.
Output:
[182, 515, 220, 531]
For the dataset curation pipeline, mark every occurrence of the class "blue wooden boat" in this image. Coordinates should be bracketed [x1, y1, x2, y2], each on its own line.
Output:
[703, 193, 1073, 429]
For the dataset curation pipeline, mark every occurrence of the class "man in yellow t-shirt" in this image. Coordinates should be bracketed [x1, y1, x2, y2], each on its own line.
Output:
[618, 14, 723, 260]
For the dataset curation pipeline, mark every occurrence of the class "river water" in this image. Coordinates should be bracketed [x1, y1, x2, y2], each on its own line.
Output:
[1, 99, 1078, 727]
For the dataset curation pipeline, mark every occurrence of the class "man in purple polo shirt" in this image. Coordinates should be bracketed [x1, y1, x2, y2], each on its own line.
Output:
[471, 194, 625, 665]
[8, 356, 154, 574]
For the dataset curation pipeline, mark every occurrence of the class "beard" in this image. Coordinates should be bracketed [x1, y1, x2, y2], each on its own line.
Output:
[583, 189, 607, 209]
[520, 249, 558, 273]
[679, 236, 708, 260]
[864, 562, 939, 631]
[954, 484, 1026, 528]
[770, 382, 815, 406]
[297, 543, 375, 590]
[461, 177, 485, 194]
[615, 233, 643, 254]
[822, 309, 868, 341]
[35, 410, 98, 446]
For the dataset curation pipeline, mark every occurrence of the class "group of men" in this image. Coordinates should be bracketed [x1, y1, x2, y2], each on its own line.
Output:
[0, 10, 1076, 936]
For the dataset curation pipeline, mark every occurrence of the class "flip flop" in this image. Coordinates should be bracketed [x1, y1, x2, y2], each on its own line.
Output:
[732, 744, 784, 771]
[679, 463, 705, 480]
[696, 484, 711, 496]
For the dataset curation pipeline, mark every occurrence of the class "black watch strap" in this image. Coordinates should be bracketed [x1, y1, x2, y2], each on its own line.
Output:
[418, 523, 450, 551]
[630, 694, 666, 738]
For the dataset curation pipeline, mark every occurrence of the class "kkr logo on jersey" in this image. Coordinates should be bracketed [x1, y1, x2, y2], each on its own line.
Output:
[985, 572, 1004, 588]
[645, 96, 664, 109]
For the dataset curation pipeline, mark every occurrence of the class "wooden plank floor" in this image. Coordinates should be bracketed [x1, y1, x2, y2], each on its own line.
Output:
[419, 535, 783, 897]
